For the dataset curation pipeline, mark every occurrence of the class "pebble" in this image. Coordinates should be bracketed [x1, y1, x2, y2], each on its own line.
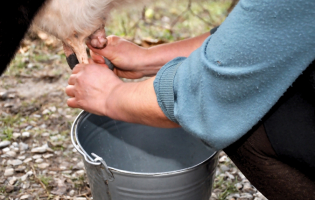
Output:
[69, 190, 75, 196]
[10, 159, 23, 166]
[20, 194, 31, 200]
[235, 182, 243, 190]
[12, 142, 18, 147]
[42, 132, 50, 137]
[22, 182, 30, 189]
[22, 132, 30, 138]
[2, 147, 10, 153]
[35, 158, 44, 163]
[243, 182, 256, 194]
[31, 144, 48, 153]
[225, 171, 235, 180]
[18, 155, 26, 160]
[19, 142, 29, 151]
[9, 176, 17, 185]
[4, 168, 14, 176]
[37, 163, 50, 169]
[5, 185, 14, 193]
[33, 155, 42, 159]
[220, 164, 230, 172]
[239, 193, 253, 200]
[1, 159, 6, 165]
[42, 109, 50, 115]
[24, 158, 32, 163]
[0, 141, 11, 151]
[5, 151, 17, 157]
[73, 161, 84, 170]
[43, 154, 54, 159]
[15, 166, 26, 172]
[219, 155, 228, 163]
[74, 198, 86, 200]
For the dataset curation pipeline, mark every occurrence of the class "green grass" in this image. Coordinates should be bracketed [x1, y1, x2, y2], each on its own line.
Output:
[214, 176, 239, 200]
[106, 0, 233, 41]
[39, 175, 53, 188]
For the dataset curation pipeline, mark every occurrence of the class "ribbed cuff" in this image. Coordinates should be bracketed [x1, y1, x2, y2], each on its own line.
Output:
[153, 57, 186, 123]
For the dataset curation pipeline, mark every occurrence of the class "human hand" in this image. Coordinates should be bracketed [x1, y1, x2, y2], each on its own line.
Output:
[87, 35, 153, 79]
[65, 60, 123, 116]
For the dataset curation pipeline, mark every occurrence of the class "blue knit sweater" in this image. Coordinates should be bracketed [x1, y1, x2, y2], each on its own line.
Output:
[153, 0, 315, 150]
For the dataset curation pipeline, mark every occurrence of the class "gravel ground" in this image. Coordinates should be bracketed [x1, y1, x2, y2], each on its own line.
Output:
[0, 32, 268, 200]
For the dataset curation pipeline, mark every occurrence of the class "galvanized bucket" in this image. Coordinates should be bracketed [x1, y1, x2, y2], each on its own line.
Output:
[71, 111, 218, 200]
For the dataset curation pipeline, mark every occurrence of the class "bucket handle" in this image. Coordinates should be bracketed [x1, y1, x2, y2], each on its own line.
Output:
[70, 111, 114, 181]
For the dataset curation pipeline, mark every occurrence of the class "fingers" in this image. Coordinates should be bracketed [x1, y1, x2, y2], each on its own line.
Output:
[72, 64, 84, 74]
[90, 51, 105, 64]
[67, 98, 79, 108]
[65, 85, 75, 97]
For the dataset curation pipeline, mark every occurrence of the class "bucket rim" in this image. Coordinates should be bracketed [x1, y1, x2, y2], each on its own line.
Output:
[71, 111, 218, 176]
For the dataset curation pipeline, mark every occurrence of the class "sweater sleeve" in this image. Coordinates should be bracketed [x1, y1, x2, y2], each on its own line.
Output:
[153, 0, 315, 150]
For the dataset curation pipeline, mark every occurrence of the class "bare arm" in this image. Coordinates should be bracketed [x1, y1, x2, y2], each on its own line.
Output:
[87, 32, 210, 78]
[66, 63, 178, 127]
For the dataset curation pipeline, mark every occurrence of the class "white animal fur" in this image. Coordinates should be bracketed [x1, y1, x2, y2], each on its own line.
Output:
[32, 0, 145, 64]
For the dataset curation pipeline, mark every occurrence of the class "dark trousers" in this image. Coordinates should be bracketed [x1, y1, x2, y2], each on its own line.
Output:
[224, 124, 315, 200]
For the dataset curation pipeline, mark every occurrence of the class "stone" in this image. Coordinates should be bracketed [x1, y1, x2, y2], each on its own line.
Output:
[235, 182, 243, 190]
[22, 182, 30, 189]
[5, 151, 17, 157]
[12, 142, 18, 147]
[243, 183, 256, 194]
[239, 193, 253, 200]
[24, 158, 32, 163]
[1, 159, 6, 165]
[35, 158, 44, 163]
[0, 141, 11, 149]
[38, 163, 50, 169]
[220, 164, 230, 172]
[4, 168, 14, 176]
[43, 154, 54, 159]
[31, 144, 48, 153]
[10, 159, 23, 166]
[73, 161, 84, 170]
[2, 147, 10, 152]
[18, 155, 26, 160]
[27, 171, 33, 176]
[15, 166, 26, 172]
[9, 176, 17, 185]
[22, 132, 30, 138]
[219, 155, 228, 163]
[20, 194, 31, 200]
[19, 142, 29, 151]
[75, 170, 85, 176]
[42, 109, 50, 115]
[42, 132, 50, 137]
[32, 155, 42, 159]
[225, 171, 235, 180]
[5, 185, 14, 193]
[69, 190, 75, 196]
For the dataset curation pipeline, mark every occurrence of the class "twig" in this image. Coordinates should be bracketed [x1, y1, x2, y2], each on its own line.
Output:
[31, 165, 50, 195]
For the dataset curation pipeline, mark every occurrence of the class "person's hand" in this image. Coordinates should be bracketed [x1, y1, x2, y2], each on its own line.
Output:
[65, 60, 123, 116]
[87, 35, 154, 79]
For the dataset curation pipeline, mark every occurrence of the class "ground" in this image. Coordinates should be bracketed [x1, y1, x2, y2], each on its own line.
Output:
[0, 1, 267, 199]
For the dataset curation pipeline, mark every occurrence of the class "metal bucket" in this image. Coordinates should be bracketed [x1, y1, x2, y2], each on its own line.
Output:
[71, 111, 218, 200]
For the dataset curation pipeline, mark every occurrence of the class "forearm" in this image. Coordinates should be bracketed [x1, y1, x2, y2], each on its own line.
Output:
[143, 32, 210, 70]
[106, 77, 179, 128]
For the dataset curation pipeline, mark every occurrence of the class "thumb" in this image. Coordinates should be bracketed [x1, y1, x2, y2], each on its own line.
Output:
[88, 58, 110, 69]
[90, 50, 106, 64]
